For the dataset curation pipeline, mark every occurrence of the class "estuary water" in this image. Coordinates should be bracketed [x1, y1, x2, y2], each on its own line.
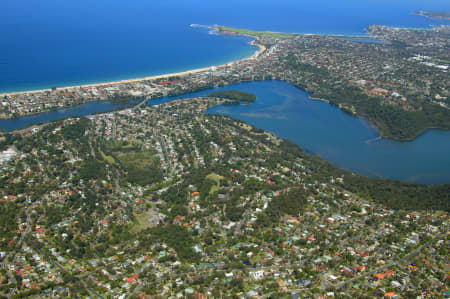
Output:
[157, 81, 450, 185]
[1, 81, 449, 184]
[0, 99, 142, 132]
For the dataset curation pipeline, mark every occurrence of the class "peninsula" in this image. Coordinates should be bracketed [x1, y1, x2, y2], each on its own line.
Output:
[208, 90, 256, 104]
[1, 24, 449, 141]
[413, 10, 450, 21]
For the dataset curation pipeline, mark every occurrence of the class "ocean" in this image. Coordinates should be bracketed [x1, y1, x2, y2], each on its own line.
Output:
[1, 0, 449, 93]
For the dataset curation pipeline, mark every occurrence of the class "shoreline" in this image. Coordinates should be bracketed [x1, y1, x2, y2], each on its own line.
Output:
[2, 22, 446, 97]
[309, 96, 330, 103]
[0, 40, 265, 98]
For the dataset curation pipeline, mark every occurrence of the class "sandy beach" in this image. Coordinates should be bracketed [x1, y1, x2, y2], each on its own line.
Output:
[0, 41, 266, 98]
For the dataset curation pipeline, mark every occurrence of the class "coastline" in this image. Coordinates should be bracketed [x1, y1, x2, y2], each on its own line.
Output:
[2, 25, 447, 143]
[213, 24, 376, 39]
[309, 96, 330, 103]
[0, 40, 266, 98]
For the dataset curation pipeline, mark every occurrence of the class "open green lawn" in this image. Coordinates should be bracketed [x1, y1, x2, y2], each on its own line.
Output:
[117, 151, 163, 186]
[131, 211, 154, 233]
[118, 151, 158, 168]
[103, 141, 163, 186]
[99, 148, 116, 164]
[206, 173, 224, 194]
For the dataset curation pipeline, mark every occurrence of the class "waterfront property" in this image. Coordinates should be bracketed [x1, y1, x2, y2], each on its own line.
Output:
[2, 81, 450, 184]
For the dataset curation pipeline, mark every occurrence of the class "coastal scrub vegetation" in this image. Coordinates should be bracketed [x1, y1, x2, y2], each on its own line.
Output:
[208, 90, 257, 104]
[316, 83, 450, 140]
[256, 188, 308, 228]
[102, 141, 164, 186]
[0, 202, 21, 249]
[214, 26, 298, 39]
[139, 225, 199, 262]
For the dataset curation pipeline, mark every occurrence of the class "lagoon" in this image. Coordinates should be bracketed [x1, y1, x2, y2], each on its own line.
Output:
[1, 80, 449, 184]
[0, 99, 142, 132]
[158, 81, 450, 185]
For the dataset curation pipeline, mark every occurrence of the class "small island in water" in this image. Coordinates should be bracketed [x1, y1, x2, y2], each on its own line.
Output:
[413, 10, 450, 21]
[208, 90, 257, 104]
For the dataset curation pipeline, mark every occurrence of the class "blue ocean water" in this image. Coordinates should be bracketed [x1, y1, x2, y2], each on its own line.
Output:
[1, 0, 449, 93]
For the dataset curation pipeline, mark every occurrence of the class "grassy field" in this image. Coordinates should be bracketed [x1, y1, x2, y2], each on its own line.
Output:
[117, 151, 158, 169]
[206, 173, 224, 194]
[99, 148, 116, 164]
[214, 26, 298, 39]
[131, 211, 156, 233]
[103, 141, 163, 186]
[117, 151, 163, 185]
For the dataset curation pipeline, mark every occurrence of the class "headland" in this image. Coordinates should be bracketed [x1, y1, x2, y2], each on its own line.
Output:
[413, 10, 450, 21]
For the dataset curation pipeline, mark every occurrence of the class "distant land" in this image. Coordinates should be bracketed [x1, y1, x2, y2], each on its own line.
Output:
[213, 25, 298, 39]
[413, 10, 450, 21]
